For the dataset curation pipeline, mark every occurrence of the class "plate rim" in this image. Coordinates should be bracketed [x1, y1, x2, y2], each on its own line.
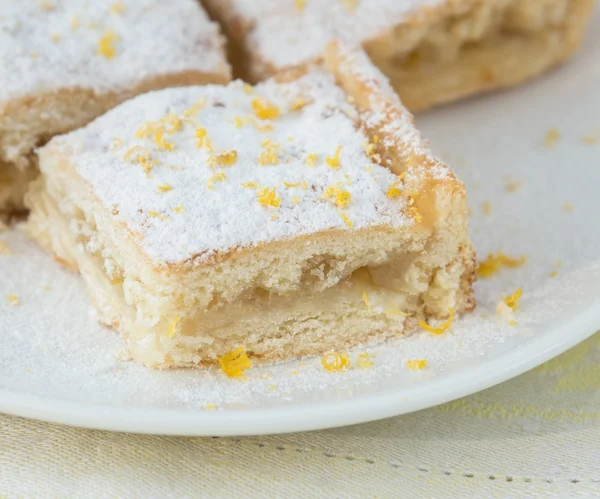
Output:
[1, 305, 598, 436]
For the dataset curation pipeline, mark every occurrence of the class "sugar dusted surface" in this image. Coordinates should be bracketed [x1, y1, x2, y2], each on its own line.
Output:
[218, 0, 444, 70]
[0, 0, 227, 104]
[48, 73, 418, 265]
[2, 24, 600, 422]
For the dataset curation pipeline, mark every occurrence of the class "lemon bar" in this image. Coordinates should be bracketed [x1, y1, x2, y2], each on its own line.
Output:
[27, 43, 476, 368]
[203, 0, 593, 111]
[0, 0, 230, 220]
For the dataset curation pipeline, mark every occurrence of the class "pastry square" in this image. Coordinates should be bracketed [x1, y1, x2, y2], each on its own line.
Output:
[203, 0, 593, 111]
[26, 42, 476, 368]
[0, 0, 230, 220]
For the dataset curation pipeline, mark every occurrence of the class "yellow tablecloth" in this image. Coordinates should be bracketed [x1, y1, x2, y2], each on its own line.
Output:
[1, 333, 598, 497]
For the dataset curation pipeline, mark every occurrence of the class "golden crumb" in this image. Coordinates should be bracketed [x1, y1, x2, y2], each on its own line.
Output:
[321, 351, 351, 372]
[477, 251, 527, 278]
[6, 294, 20, 307]
[419, 308, 454, 335]
[406, 359, 427, 371]
[218, 347, 252, 380]
[326, 146, 342, 169]
[549, 270, 558, 278]
[98, 31, 118, 60]
[544, 127, 560, 148]
[482, 200, 492, 215]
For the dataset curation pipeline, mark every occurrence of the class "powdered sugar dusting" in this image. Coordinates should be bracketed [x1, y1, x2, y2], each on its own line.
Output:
[45, 72, 420, 265]
[214, 0, 444, 71]
[0, 0, 228, 104]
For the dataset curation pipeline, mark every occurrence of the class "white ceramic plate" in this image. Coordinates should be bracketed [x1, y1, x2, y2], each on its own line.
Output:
[1, 14, 599, 436]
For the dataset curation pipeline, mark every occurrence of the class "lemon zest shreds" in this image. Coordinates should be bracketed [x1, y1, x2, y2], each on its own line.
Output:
[544, 127, 560, 148]
[40, 1, 55, 11]
[386, 179, 403, 199]
[243, 83, 254, 94]
[124, 145, 150, 163]
[362, 290, 371, 313]
[341, 0, 359, 12]
[207, 150, 238, 168]
[259, 140, 280, 165]
[406, 359, 427, 370]
[326, 146, 342, 169]
[174, 206, 184, 213]
[356, 353, 374, 369]
[292, 196, 300, 204]
[148, 210, 168, 221]
[301, 180, 308, 190]
[98, 30, 118, 59]
[241, 181, 258, 189]
[289, 98, 308, 111]
[503, 287, 522, 311]
[306, 153, 318, 167]
[70, 14, 79, 30]
[110, 2, 125, 15]
[6, 294, 20, 307]
[257, 124, 274, 133]
[184, 97, 207, 117]
[234, 116, 244, 128]
[477, 251, 527, 278]
[335, 189, 351, 208]
[252, 98, 280, 120]
[321, 351, 351, 372]
[0, 241, 12, 255]
[195, 127, 213, 150]
[420, 308, 454, 335]
[283, 181, 301, 188]
[109, 137, 123, 151]
[167, 317, 180, 338]
[205, 403, 217, 410]
[154, 130, 175, 151]
[340, 212, 353, 228]
[482, 200, 492, 215]
[386, 304, 408, 316]
[295, 0, 306, 11]
[218, 347, 252, 379]
[157, 184, 172, 193]
[207, 172, 227, 190]
[257, 187, 281, 208]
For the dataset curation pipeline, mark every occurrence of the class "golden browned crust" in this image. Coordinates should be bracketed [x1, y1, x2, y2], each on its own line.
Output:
[203, 0, 593, 111]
